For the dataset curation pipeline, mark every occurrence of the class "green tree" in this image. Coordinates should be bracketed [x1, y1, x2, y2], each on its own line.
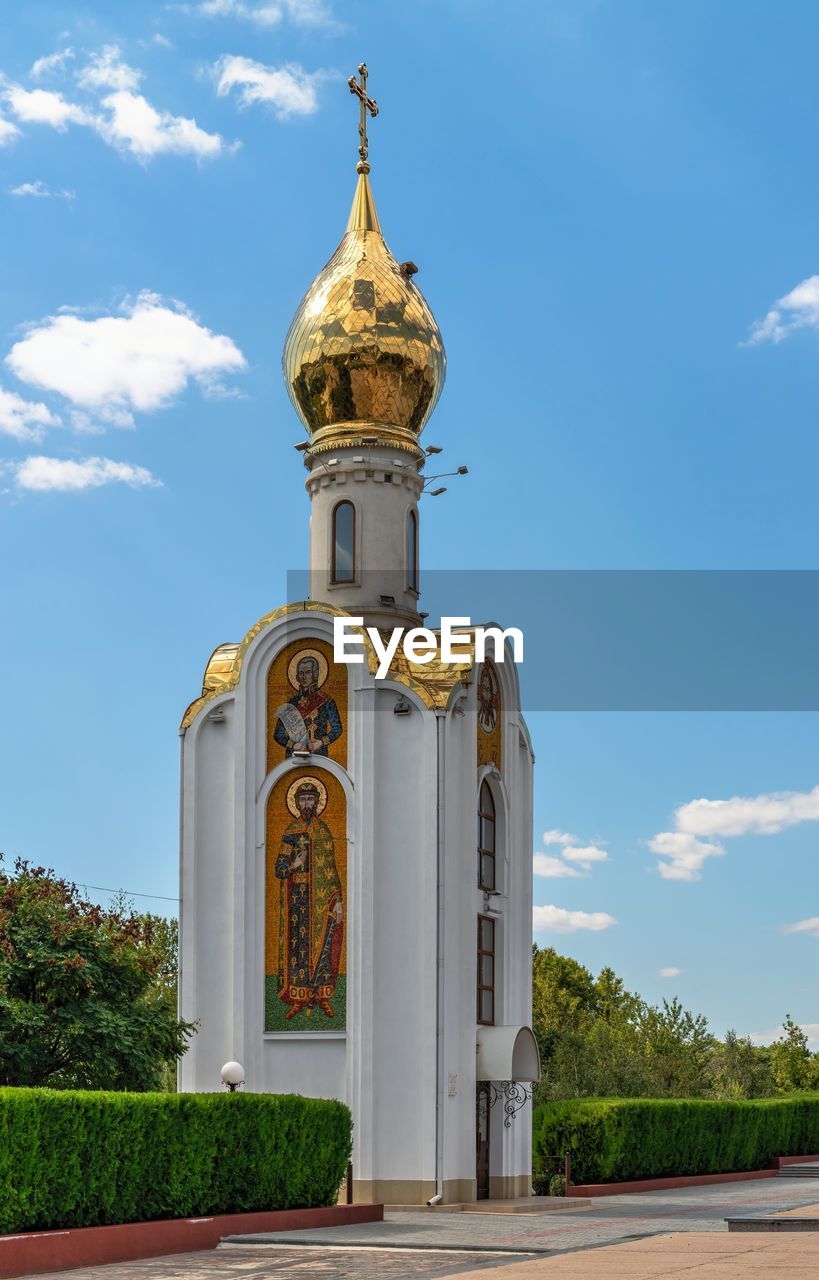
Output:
[770, 1015, 819, 1092]
[709, 1029, 775, 1100]
[636, 997, 715, 1097]
[533, 946, 653, 1101]
[531, 948, 819, 1103]
[0, 858, 195, 1090]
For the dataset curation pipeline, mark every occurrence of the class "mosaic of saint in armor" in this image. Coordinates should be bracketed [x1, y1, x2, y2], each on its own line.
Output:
[267, 638, 347, 770]
[265, 768, 347, 1032]
[476, 659, 502, 771]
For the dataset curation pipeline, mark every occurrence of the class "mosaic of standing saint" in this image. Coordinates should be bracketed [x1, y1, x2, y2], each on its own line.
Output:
[267, 637, 347, 770]
[265, 768, 347, 1031]
[476, 658, 502, 772]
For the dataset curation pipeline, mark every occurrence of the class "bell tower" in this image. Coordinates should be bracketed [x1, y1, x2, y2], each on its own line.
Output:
[179, 61, 538, 1208]
[282, 64, 446, 628]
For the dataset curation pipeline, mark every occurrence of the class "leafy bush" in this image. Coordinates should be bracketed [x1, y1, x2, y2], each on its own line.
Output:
[533, 1094, 819, 1185]
[0, 859, 194, 1091]
[0, 1088, 352, 1233]
[548, 1173, 566, 1196]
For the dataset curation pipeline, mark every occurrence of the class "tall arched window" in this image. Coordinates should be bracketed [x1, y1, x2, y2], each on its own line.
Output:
[332, 501, 355, 583]
[406, 508, 418, 592]
[478, 780, 496, 891]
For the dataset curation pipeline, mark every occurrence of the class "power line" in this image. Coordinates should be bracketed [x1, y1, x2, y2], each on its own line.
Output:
[81, 883, 180, 904]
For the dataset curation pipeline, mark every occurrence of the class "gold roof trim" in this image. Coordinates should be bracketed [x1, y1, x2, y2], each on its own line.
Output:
[308, 421, 425, 460]
[367, 631, 473, 710]
[181, 605, 473, 731]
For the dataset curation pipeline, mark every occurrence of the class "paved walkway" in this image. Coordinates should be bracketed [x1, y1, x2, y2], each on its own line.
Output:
[450, 1231, 819, 1279]
[26, 1177, 819, 1280]
[30, 1246, 536, 1280]
[226, 1174, 819, 1254]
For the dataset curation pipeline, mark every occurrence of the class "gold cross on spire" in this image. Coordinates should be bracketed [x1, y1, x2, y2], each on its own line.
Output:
[348, 62, 379, 173]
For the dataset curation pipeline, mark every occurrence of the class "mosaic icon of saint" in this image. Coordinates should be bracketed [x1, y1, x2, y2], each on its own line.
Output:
[275, 777, 343, 1020]
[273, 649, 342, 757]
[478, 662, 499, 735]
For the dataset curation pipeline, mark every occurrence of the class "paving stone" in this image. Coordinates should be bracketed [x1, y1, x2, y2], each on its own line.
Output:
[23, 1176, 819, 1280]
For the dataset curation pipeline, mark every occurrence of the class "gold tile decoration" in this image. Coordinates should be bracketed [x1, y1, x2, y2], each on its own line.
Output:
[265, 765, 347, 1032]
[476, 659, 502, 773]
[181, 604, 475, 730]
[282, 171, 446, 454]
[266, 636, 348, 772]
[364, 628, 472, 710]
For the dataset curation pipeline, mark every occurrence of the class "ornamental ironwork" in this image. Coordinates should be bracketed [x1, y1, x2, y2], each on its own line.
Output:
[487, 1081, 533, 1127]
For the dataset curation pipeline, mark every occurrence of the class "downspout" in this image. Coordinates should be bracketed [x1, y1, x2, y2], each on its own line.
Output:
[427, 709, 446, 1205]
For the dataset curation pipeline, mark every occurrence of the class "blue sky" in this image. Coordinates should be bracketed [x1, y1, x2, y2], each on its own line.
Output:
[1, 1, 819, 1047]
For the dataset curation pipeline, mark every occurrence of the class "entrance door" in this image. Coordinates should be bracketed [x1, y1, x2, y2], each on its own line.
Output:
[476, 1083, 490, 1200]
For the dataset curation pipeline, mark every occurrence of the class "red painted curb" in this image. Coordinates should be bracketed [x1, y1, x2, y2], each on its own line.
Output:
[0, 1203, 383, 1279]
[568, 1151, 819, 1197]
[771, 1153, 819, 1169]
[570, 1170, 777, 1197]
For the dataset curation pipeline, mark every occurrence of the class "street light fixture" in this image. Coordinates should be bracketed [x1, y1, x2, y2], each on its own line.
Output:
[221, 1061, 245, 1092]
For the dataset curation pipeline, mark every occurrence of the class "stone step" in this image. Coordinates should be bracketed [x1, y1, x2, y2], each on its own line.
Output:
[777, 1165, 819, 1176]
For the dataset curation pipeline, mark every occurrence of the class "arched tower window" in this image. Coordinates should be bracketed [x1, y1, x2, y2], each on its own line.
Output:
[406, 508, 418, 592]
[478, 779, 496, 891]
[331, 501, 355, 583]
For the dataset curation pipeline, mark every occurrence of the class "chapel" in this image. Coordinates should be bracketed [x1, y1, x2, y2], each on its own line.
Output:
[178, 65, 539, 1204]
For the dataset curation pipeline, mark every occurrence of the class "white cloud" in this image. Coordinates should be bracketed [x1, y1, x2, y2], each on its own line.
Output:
[11, 455, 159, 493]
[562, 844, 608, 868]
[286, 0, 337, 24]
[30, 49, 74, 79]
[6, 291, 246, 428]
[215, 56, 326, 118]
[9, 180, 75, 199]
[139, 34, 174, 50]
[97, 91, 226, 159]
[649, 782, 819, 882]
[3, 85, 90, 130]
[538, 829, 609, 877]
[746, 275, 819, 346]
[542, 829, 578, 847]
[76, 46, 142, 93]
[659, 966, 681, 978]
[533, 854, 583, 879]
[676, 785, 819, 839]
[0, 116, 20, 146]
[533, 904, 617, 934]
[3, 50, 229, 161]
[0, 386, 60, 441]
[197, 0, 337, 27]
[200, 0, 284, 21]
[649, 831, 725, 882]
[782, 917, 819, 938]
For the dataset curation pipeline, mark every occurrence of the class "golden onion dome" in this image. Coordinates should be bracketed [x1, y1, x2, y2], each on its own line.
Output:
[282, 169, 446, 455]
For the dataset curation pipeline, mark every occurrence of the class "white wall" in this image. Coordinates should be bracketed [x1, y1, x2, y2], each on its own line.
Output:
[179, 606, 535, 1195]
[307, 443, 423, 626]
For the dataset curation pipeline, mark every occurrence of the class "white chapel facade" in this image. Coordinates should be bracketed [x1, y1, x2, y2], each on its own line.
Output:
[178, 66, 539, 1204]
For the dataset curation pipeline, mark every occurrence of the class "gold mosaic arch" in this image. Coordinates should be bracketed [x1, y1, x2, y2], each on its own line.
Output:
[265, 764, 347, 1032]
[476, 657, 502, 772]
[267, 635, 348, 772]
[180, 603, 475, 730]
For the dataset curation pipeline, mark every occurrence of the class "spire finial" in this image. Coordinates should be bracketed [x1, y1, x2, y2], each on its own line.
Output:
[348, 62, 379, 174]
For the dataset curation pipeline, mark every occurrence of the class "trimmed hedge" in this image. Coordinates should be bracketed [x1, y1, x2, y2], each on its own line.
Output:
[533, 1094, 819, 1185]
[0, 1088, 352, 1234]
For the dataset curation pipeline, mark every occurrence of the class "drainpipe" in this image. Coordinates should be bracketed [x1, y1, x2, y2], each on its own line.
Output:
[427, 709, 446, 1205]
